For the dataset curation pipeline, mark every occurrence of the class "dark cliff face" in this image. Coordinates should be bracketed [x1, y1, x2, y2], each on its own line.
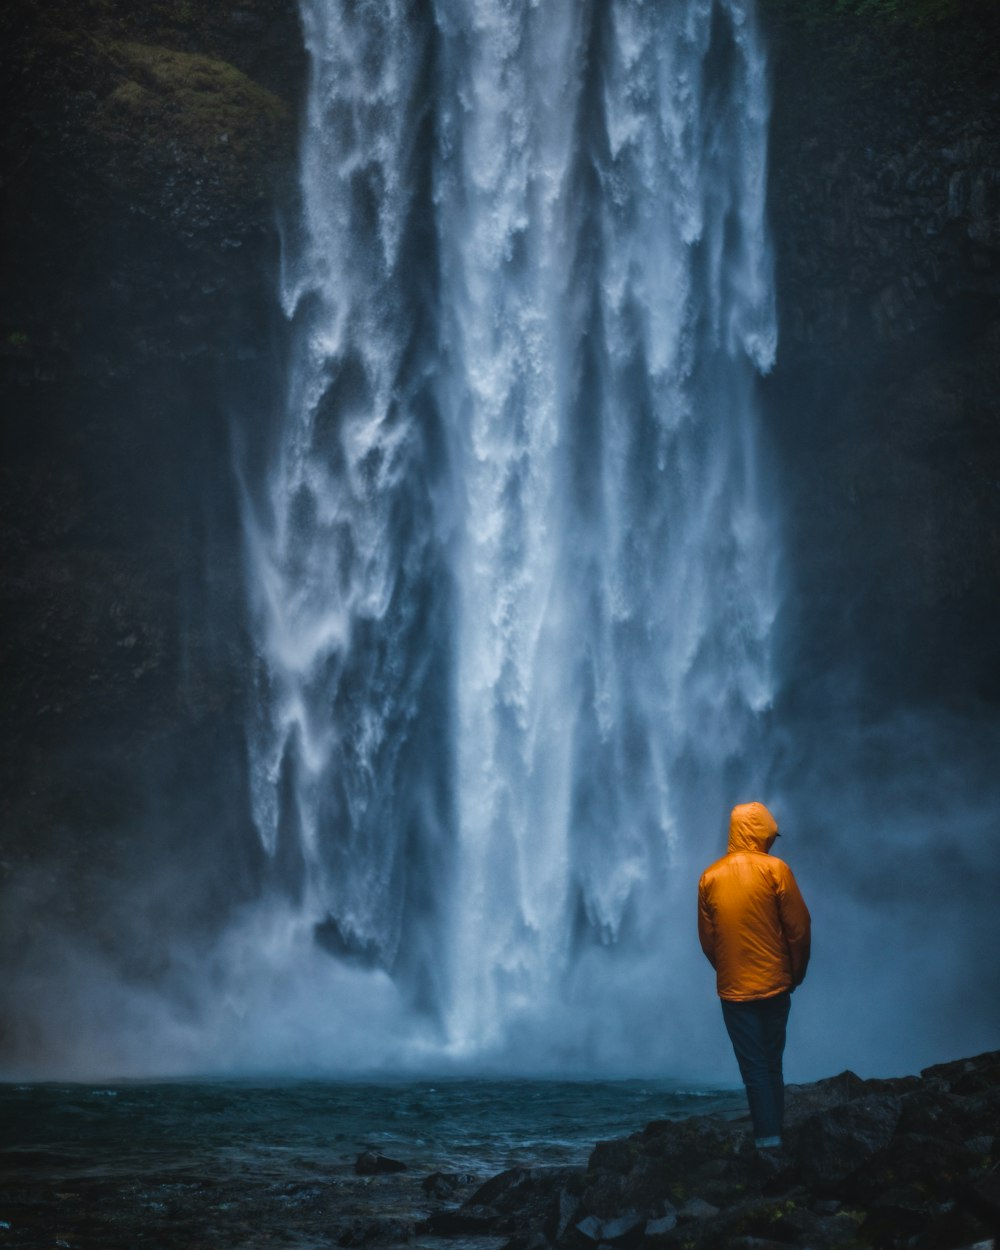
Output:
[0, 0, 304, 993]
[761, 3, 1000, 715]
[1, 2, 998, 1039]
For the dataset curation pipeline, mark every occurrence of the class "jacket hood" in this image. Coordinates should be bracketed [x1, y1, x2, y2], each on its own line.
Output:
[728, 801, 779, 854]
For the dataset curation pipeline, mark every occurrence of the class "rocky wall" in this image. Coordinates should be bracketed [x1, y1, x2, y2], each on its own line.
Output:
[761, 2, 1000, 712]
[0, 0, 303, 992]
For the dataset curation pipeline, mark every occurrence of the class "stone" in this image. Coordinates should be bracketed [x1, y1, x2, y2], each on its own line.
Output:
[875, 1129, 979, 1192]
[353, 1151, 407, 1176]
[421, 1170, 477, 1199]
[795, 1095, 903, 1187]
[643, 1213, 678, 1236]
[575, 1215, 603, 1242]
[751, 1148, 794, 1189]
[677, 1198, 719, 1221]
[598, 1212, 643, 1242]
[921, 1050, 1000, 1096]
[548, 1190, 580, 1241]
[589, 1140, 639, 1175]
[896, 1089, 967, 1140]
[420, 1206, 499, 1235]
[966, 1166, 1000, 1224]
[466, 1166, 573, 1220]
[864, 1185, 932, 1238]
[468, 1167, 534, 1209]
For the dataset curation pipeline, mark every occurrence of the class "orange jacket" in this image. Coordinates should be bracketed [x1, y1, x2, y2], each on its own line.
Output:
[698, 802, 811, 1002]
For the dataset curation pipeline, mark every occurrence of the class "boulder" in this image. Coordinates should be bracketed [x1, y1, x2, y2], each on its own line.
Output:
[421, 1171, 478, 1200]
[921, 1050, 1000, 1096]
[419, 1206, 500, 1235]
[574, 1215, 603, 1242]
[794, 1094, 903, 1187]
[598, 1211, 644, 1243]
[642, 1212, 678, 1237]
[546, 1190, 581, 1242]
[676, 1197, 720, 1222]
[966, 1165, 1000, 1224]
[354, 1151, 407, 1176]
[466, 1166, 574, 1217]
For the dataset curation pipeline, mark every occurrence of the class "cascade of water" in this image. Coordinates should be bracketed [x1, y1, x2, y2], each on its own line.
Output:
[436, 0, 776, 1056]
[244, 0, 453, 1000]
[244, 0, 776, 1065]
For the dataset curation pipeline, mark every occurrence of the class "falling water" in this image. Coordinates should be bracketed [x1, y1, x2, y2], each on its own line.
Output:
[244, 0, 777, 1068]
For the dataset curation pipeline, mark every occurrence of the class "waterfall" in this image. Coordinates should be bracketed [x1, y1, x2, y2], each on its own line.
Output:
[244, 0, 776, 1068]
[244, 0, 453, 1011]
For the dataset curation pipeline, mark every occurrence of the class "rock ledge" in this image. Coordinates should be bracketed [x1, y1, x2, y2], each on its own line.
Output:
[417, 1051, 1000, 1250]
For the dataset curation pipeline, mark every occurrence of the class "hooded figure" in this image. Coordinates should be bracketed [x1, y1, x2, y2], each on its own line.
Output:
[698, 802, 811, 1150]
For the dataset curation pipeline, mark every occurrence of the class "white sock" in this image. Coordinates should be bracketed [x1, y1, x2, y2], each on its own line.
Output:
[755, 1135, 782, 1149]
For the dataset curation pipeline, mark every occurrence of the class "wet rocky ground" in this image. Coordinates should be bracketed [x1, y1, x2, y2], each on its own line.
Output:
[1, 1054, 997, 1249]
[0, 1158, 483, 1250]
[426, 1052, 1000, 1250]
[0, 1079, 734, 1250]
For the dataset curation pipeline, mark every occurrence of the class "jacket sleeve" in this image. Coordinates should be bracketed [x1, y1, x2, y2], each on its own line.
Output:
[697, 878, 717, 969]
[776, 865, 811, 987]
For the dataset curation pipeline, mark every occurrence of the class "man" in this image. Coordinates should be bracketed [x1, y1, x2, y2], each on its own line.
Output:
[697, 801, 811, 1150]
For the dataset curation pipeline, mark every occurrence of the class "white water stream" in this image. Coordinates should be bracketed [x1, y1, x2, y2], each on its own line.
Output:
[244, 0, 777, 1067]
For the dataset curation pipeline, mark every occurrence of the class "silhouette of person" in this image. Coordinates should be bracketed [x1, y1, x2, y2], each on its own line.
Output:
[698, 801, 811, 1149]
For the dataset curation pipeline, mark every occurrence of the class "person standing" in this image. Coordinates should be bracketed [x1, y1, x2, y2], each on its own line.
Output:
[697, 801, 811, 1150]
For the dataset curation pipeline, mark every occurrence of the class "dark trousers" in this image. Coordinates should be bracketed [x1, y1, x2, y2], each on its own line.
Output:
[721, 992, 791, 1142]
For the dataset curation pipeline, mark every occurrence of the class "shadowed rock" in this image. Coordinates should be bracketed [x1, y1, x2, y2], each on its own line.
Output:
[421, 1170, 479, 1200]
[423, 1050, 1000, 1250]
[354, 1151, 408, 1176]
[794, 1094, 903, 1187]
[419, 1205, 500, 1235]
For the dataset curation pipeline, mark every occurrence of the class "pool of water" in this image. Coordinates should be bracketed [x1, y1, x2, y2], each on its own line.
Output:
[0, 1080, 744, 1248]
[2, 1078, 742, 1177]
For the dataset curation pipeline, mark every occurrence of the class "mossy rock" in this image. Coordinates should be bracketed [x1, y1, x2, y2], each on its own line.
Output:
[94, 41, 290, 191]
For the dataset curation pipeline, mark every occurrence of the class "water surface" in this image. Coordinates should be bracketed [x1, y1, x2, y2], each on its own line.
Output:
[1, 1079, 743, 1247]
